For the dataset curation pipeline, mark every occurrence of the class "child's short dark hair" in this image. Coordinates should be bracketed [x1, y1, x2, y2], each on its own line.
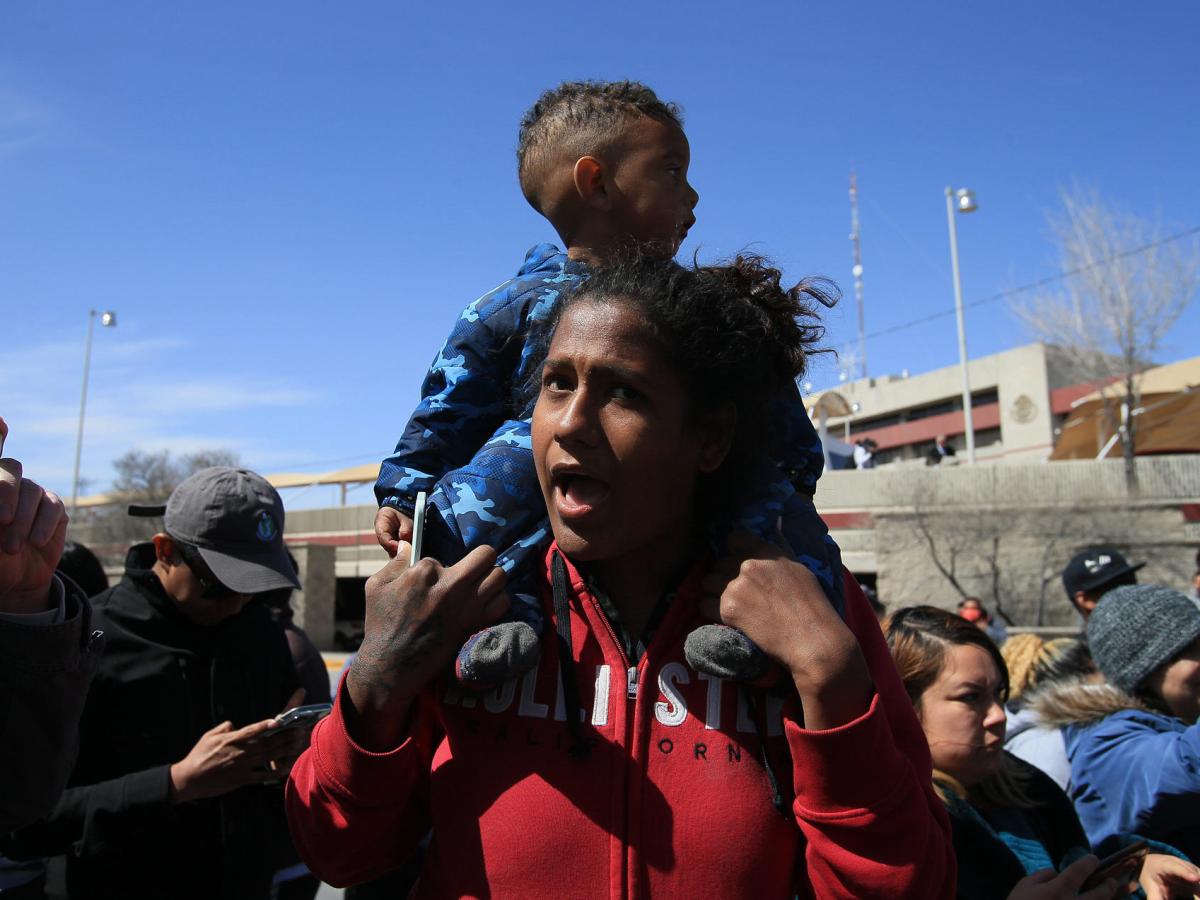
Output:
[523, 254, 836, 518]
[517, 80, 683, 212]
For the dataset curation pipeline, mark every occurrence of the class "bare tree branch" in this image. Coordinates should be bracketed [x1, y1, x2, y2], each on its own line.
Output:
[1015, 187, 1199, 490]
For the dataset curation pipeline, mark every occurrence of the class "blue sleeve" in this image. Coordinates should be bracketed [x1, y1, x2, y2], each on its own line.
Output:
[1071, 712, 1200, 848]
[375, 285, 529, 513]
[770, 382, 824, 494]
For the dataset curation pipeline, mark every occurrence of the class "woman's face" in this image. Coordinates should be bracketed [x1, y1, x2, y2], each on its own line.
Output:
[917, 643, 1008, 789]
[531, 299, 729, 564]
[1145, 637, 1200, 723]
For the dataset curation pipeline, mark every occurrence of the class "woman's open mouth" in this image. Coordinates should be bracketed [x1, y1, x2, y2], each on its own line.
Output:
[554, 472, 611, 520]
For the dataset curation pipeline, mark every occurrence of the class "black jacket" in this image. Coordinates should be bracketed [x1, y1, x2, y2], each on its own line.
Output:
[4, 544, 299, 899]
[0, 576, 102, 830]
[944, 755, 1090, 900]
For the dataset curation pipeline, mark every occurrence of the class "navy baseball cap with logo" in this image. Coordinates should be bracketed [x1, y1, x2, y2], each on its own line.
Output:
[129, 467, 300, 593]
[1062, 546, 1145, 599]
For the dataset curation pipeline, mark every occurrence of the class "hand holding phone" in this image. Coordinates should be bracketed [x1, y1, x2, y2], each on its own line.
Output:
[1078, 840, 1148, 892]
[273, 703, 333, 731]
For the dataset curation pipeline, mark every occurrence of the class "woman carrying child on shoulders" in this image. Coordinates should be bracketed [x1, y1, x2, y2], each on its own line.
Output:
[287, 256, 956, 898]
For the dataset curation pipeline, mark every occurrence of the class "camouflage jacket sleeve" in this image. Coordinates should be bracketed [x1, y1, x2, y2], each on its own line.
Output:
[375, 286, 526, 513]
[375, 248, 585, 514]
[771, 381, 826, 495]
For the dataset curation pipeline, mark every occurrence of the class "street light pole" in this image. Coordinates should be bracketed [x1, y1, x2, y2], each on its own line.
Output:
[944, 186, 977, 464]
[70, 309, 117, 513]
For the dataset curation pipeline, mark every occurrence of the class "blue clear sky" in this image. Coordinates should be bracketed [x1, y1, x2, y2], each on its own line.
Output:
[3, 1, 1198, 507]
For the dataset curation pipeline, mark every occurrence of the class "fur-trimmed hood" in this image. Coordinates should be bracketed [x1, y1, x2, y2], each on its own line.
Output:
[1027, 679, 1145, 729]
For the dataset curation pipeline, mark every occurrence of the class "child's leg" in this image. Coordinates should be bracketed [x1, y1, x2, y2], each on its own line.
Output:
[422, 420, 551, 684]
[728, 459, 843, 610]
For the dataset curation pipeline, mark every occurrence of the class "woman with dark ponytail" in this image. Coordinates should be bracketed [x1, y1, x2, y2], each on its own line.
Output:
[289, 255, 956, 898]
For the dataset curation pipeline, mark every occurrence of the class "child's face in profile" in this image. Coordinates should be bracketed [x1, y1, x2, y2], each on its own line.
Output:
[606, 116, 699, 257]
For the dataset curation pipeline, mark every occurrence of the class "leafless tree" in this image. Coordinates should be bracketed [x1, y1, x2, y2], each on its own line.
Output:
[894, 494, 1187, 626]
[1015, 187, 1199, 491]
[111, 448, 241, 502]
[908, 501, 1018, 624]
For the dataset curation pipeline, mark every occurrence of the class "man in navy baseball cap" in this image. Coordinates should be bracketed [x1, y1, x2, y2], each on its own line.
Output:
[1062, 545, 1145, 620]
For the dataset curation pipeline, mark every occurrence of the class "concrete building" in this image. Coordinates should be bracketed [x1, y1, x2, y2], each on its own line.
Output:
[812, 342, 1103, 466]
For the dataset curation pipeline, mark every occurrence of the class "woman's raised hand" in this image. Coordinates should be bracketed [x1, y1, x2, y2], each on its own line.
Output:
[700, 532, 872, 730]
[1138, 853, 1200, 899]
[346, 544, 508, 750]
[0, 417, 70, 615]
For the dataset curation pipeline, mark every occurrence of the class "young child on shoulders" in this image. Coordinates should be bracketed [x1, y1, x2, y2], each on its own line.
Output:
[375, 79, 842, 687]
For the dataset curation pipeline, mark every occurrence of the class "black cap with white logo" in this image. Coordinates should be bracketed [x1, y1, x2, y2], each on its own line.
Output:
[1062, 546, 1145, 599]
[129, 467, 300, 593]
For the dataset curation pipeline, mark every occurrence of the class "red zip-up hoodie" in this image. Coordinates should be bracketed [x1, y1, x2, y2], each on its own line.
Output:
[286, 551, 954, 899]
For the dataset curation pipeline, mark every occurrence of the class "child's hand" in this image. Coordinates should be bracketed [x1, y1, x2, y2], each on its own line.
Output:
[374, 507, 414, 558]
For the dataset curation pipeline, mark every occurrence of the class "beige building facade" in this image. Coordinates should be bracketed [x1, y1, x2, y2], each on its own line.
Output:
[813, 342, 1101, 466]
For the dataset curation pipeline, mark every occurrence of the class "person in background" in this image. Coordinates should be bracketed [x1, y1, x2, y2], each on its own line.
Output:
[260, 552, 332, 711]
[958, 596, 1009, 645]
[257, 553, 331, 900]
[1063, 585, 1200, 861]
[0, 418, 103, 892]
[4, 467, 309, 900]
[885, 605, 1199, 900]
[926, 435, 956, 466]
[1062, 547, 1143, 621]
[1000, 635, 1097, 791]
[853, 438, 877, 469]
[55, 541, 109, 599]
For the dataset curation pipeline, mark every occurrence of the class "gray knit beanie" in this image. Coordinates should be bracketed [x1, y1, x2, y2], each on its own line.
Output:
[1087, 584, 1200, 693]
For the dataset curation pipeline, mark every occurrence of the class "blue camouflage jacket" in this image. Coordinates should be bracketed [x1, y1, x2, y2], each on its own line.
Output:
[376, 243, 826, 514]
[376, 244, 589, 513]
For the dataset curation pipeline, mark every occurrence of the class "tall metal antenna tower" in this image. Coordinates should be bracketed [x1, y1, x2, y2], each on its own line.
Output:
[848, 171, 867, 381]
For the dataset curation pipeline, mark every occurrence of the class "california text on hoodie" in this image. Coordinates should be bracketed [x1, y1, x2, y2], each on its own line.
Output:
[286, 550, 955, 899]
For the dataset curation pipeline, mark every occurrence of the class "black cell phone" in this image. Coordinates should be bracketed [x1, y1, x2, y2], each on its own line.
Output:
[1079, 839, 1149, 892]
[273, 703, 333, 731]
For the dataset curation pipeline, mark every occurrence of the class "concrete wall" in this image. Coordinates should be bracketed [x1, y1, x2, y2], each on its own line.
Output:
[69, 456, 1199, 644]
[873, 503, 1194, 625]
[813, 454, 1200, 512]
[289, 543, 336, 649]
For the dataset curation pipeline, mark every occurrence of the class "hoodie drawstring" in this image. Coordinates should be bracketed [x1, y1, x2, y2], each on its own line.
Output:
[742, 686, 789, 818]
[552, 551, 591, 759]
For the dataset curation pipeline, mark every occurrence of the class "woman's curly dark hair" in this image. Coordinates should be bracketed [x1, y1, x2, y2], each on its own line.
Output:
[522, 253, 837, 518]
